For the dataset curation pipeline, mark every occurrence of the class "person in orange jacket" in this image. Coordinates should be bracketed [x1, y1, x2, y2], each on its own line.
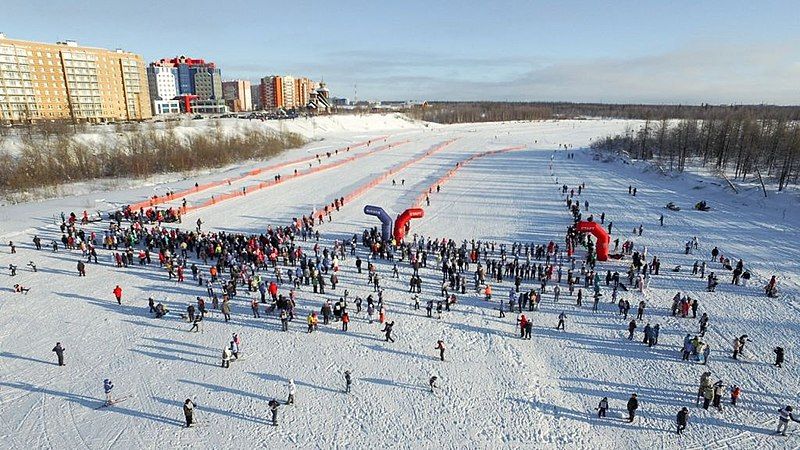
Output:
[341, 311, 350, 332]
[112, 285, 122, 305]
[484, 284, 492, 301]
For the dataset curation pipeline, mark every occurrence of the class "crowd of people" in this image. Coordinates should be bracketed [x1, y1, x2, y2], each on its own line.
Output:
[4, 149, 795, 441]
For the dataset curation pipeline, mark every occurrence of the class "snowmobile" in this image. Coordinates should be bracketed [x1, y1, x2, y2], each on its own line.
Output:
[666, 202, 681, 211]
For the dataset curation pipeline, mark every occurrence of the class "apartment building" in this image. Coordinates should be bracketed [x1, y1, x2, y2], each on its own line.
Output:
[258, 75, 319, 110]
[147, 56, 226, 114]
[259, 75, 284, 109]
[0, 33, 151, 123]
[222, 79, 252, 112]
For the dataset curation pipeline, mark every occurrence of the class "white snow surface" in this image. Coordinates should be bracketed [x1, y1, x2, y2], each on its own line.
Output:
[1, 117, 799, 449]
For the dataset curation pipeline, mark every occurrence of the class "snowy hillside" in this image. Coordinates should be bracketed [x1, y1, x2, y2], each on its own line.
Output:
[1, 118, 798, 450]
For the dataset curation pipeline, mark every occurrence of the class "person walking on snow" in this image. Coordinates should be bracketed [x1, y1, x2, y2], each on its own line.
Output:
[269, 399, 280, 426]
[626, 394, 638, 422]
[772, 347, 785, 368]
[183, 399, 195, 427]
[221, 346, 232, 368]
[597, 397, 609, 418]
[52, 342, 65, 366]
[435, 340, 446, 361]
[777, 406, 800, 436]
[676, 407, 689, 435]
[112, 285, 122, 305]
[344, 371, 352, 393]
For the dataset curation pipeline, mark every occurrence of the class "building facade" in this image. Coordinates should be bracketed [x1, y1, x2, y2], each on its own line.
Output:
[258, 75, 319, 110]
[259, 75, 284, 109]
[250, 83, 261, 110]
[222, 79, 252, 112]
[147, 56, 225, 114]
[0, 33, 151, 123]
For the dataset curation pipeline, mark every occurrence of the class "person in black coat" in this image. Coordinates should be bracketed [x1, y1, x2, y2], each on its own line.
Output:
[52, 342, 65, 366]
[627, 394, 639, 423]
[268, 399, 280, 426]
[775, 347, 785, 368]
[676, 407, 688, 434]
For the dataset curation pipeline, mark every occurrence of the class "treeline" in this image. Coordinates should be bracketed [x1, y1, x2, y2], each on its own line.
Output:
[407, 102, 800, 123]
[591, 118, 800, 191]
[0, 124, 305, 195]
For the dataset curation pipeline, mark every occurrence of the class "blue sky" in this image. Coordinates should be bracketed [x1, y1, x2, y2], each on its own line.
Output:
[3, 0, 798, 103]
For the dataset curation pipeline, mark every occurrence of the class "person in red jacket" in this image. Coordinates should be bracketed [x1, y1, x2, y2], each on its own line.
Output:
[177, 265, 184, 282]
[341, 311, 350, 332]
[268, 281, 278, 302]
[517, 314, 528, 338]
[113, 285, 122, 305]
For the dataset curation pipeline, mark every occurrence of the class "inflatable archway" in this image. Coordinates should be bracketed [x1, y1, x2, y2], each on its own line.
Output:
[575, 221, 610, 261]
[363, 205, 393, 242]
[393, 208, 424, 242]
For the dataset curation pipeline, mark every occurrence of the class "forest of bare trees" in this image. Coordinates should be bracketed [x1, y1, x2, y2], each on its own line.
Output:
[0, 122, 304, 195]
[407, 102, 800, 123]
[591, 117, 800, 191]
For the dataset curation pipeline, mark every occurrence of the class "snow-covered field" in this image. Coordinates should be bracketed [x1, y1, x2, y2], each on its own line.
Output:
[1, 117, 798, 449]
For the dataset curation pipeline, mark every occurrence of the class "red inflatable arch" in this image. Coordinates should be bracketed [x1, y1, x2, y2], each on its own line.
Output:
[575, 221, 610, 261]
[393, 208, 425, 242]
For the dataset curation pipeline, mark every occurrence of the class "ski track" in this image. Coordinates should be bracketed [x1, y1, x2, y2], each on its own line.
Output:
[0, 118, 798, 449]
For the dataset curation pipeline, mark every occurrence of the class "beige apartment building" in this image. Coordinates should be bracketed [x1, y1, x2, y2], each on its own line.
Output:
[222, 79, 252, 112]
[0, 33, 151, 123]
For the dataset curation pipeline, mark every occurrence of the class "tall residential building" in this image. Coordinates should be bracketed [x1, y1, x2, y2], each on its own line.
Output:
[0, 33, 151, 123]
[259, 75, 284, 109]
[147, 56, 225, 114]
[250, 83, 261, 110]
[146, 65, 180, 115]
[281, 76, 296, 109]
[258, 75, 321, 110]
[222, 80, 252, 112]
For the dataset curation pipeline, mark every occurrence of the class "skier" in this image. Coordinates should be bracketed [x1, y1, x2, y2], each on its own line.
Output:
[556, 312, 566, 331]
[429, 376, 438, 393]
[269, 399, 280, 426]
[183, 399, 195, 427]
[676, 407, 689, 435]
[382, 321, 395, 342]
[286, 379, 296, 405]
[103, 379, 114, 405]
[344, 370, 352, 393]
[626, 394, 638, 423]
[777, 405, 799, 436]
[435, 340, 446, 361]
[52, 342, 65, 366]
[597, 397, 609, 418]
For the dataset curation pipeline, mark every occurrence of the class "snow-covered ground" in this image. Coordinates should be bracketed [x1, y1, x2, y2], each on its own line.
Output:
[1, 117, 798, 449]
